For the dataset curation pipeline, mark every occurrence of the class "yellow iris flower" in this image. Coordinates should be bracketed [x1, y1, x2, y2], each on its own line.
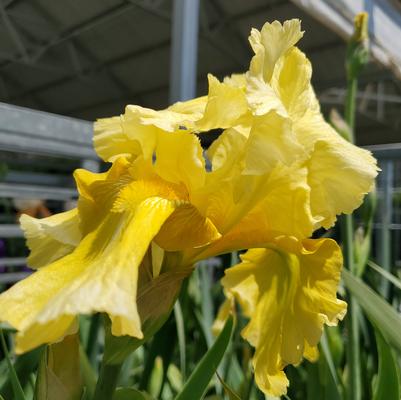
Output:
[0, 19, 377, 396]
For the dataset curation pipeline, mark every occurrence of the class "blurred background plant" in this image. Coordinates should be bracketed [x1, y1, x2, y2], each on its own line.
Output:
[1, 7, 401, 400]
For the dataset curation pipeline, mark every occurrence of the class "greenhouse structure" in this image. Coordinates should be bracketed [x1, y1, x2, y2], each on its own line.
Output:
[0, 1, 400, 399]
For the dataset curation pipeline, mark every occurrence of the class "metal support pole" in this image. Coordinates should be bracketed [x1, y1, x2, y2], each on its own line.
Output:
[169, 0, 200, 103]
[378, 159, 393, 299]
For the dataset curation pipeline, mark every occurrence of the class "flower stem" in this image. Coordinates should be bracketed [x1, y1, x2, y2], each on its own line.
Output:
[343, 75, 362, 400]
[92, 361, 122, 400]
[344, 78, 357, 142]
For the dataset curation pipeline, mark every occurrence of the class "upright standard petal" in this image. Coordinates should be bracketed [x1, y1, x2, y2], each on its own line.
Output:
[196, 74, 249, 131]
[94, 97, 207, 162]
[221, 237, 347, 396]
[270, 47, 316, 120]
[154, 131, 206, 192]
[94, 116, 141, 162]
[249, 19, 304, 82]
[243, 111, 304, 174]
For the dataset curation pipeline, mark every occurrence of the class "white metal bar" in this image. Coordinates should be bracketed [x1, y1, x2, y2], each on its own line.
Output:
[378, 159, 394, 299]
[169, 0, 200, 103]
[0, 272, 31, 284]
[0, 183, 77, 200]
[364, 143, 401, 159]
[0, 102, 97, 159]
[4, 170, 72, 186]
[0, 257, 26, 266]
[0, 224, 23, 237]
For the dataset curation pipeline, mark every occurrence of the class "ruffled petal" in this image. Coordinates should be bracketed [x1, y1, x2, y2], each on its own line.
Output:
[249, 19, 304, 82]
[0, 196, 178, 353]
[243, 111, 304, 174]
[297, 113, 379, 228]
[245, 73, 286, 117]
[73, 158, 133, 234]
[221, 236, 346, 396]
[196, 74, 249, 131]
[271, 47, 316, 120]
[205, 127, 246, 178]
[184, 164, 315, 264]
[93, 116, 141, 162]
[20, 209, 81, 269]
[94, 97, 207, 162]
[154, 131, 206, 192]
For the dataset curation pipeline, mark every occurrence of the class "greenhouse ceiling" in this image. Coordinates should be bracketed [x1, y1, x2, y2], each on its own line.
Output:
[0, 0, 400, 146]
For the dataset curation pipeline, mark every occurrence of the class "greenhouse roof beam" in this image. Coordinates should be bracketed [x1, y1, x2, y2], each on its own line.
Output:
[0, 1, 138, 71]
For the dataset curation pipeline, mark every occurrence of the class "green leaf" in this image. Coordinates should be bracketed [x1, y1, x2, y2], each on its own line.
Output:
[198, 264, 215, 348]
[85, 313, 101, 368]
[0, 346, 41, 398]
[175, 316, 234, 400]
[79, 345, 96, 399]
[319, 330, 342, 399]
[34, 334, 83, 400]
[113, 387, 154, 400]
[0, 330, 27, 400]
[174, 301, 186, 380]
[216, 372, 241, 400]
[139, 316, 176, 394]
[342, 269, 401, 352]
[367, 260, 401, 291]
[372, 327, 401, 400]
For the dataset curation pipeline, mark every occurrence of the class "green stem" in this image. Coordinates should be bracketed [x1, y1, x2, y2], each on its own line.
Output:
[92, 362, 122, 400]
[345, 78, 357, 141]
[86, 313, 101, 367]
[343, 75, 361, 400]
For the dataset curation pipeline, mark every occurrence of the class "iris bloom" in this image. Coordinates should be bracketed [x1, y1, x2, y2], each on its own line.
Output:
[0, 19, 377, 396]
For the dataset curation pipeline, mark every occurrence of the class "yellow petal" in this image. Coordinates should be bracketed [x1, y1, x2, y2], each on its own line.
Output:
[298, 114, 379, 228]
[151, 242, 164, 278]
[15, 316, 77, 355]
[0, 193, 178, 353]
[154, 131, 206, 192]
[167, 96, 207, 117]
[303, 342, 319, 362]
[184, 164, 315, 264]
[155, 203, 221, 251]
[196, 74, 249, 131]
[221, 237, 346, 396]
[74, 157, 131, 205]
[245, 20, 304, 118]
[243, 111, 304, 174]
[93, 116, 141, 162]
[74, 158, 133, 234]
[20, 209, 81, 269]
[94, 97, 207, 162]
[228, 164, 314, 236]
[249, 19, 304, 82]
[245, 73, 286, 117]
[124, 101, 204, 133]
[206, 127, 246, 174]
[223, 73, 247, 89]
[271, 47, 316, 120]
